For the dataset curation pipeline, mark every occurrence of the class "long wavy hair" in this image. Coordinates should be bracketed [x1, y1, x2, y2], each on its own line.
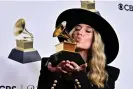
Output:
[69, 26, 108, 88]
[88, 29, 108, 88]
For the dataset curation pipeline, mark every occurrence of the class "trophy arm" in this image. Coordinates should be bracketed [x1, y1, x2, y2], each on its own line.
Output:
[20, 28, 34, 41]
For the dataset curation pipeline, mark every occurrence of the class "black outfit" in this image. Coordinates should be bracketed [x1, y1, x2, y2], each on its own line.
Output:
[37, 58, 120, 89]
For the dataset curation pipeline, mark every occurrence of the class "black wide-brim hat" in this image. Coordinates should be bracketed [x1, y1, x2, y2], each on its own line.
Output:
[55, 8, 119, 64]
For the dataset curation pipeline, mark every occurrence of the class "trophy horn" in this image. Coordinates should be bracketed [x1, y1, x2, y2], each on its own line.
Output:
[13, 18, 25, 36]
[13, 18, 33, 41]
[53, 21, 75, 43]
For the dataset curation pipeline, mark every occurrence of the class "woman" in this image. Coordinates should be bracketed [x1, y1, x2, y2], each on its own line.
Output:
[37, 8, 120, 89]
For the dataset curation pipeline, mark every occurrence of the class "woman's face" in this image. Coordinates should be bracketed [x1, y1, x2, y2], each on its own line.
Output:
[72, 24, 93, 50]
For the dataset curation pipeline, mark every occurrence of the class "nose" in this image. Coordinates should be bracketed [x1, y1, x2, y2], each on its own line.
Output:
[77, 29, 84, 35]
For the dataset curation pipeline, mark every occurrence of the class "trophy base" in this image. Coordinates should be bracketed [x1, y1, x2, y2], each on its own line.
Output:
[8, 48, 41, 64]
[49, 51, 85, 66]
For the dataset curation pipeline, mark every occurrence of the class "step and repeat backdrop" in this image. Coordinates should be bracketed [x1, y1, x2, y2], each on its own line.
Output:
[0, 1, 132, 89]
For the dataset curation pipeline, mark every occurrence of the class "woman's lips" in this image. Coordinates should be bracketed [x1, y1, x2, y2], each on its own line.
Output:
[75, 36, 81, 42]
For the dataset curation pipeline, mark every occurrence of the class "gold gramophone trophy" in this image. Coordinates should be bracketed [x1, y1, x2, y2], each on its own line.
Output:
[8, 18, 41, 63]
[48, 21, 85, 66]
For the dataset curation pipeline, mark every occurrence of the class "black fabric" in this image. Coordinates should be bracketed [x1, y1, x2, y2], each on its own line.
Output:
[37, 58, 120, 89]
[55, 8, 119, 64]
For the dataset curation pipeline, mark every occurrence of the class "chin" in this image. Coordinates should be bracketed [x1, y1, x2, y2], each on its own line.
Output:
[76, 46, 86, 50]
[76, 45, 90, 50]
[76, 44, 81, 48]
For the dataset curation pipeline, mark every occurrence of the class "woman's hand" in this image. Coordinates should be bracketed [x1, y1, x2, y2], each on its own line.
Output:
[64, 60, 87, 73]
[47, 61, 67, 73]
[47, 60, 87, 74]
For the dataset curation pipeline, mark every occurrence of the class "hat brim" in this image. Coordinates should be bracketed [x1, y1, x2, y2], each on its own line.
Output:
[55, 8, 119, 64]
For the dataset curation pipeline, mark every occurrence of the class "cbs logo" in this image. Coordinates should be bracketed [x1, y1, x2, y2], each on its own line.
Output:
[0, 86, 16, 89]
[118, 3, 133, 11]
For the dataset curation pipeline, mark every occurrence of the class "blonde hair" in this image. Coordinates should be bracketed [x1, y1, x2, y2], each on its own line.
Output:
[70, 27, 108, 88]
[88, 29, 108, 88]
